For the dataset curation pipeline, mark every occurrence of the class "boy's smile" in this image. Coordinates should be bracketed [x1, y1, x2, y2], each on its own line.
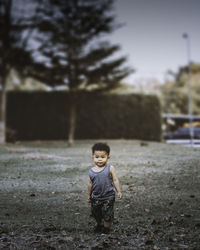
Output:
[93, 150, 110, 167]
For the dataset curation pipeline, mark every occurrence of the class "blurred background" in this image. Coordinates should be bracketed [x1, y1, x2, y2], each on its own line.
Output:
[1, 0, 200, 144]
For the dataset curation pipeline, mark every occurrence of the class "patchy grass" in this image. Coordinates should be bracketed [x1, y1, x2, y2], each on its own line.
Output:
[0, 140, 199, 249]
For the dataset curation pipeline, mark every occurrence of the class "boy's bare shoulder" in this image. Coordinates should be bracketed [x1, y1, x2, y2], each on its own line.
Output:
[110, 165, 115, 172]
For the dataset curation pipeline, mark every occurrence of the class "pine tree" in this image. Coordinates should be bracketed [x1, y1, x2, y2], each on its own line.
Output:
[29, 0, 132, 145]
[0, 0, 40, 143]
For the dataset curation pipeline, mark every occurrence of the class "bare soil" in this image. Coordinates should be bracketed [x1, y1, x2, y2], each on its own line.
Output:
[0, 140, 199, 249]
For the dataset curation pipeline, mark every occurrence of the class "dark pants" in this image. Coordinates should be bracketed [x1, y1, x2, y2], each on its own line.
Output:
[91, 198, 115, 224]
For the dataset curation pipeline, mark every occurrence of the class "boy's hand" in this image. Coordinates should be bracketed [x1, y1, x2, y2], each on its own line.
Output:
[117, 191, 122, 199]
[88, 195, 91, 203]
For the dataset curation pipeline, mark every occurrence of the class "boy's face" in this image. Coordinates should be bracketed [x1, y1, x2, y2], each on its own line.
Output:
[93, 150, 110, 167]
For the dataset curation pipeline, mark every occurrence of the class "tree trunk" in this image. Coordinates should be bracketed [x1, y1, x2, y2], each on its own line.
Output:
[0, 81, 7, 144]
[68, 93, 77, 146]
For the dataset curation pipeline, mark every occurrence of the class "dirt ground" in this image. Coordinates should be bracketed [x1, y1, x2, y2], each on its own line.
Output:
[0, 140, 199, 250]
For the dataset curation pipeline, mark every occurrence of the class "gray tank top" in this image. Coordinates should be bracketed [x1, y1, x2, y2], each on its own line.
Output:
[89, 164, 115, 200]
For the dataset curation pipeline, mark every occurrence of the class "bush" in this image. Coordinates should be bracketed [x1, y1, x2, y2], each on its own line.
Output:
[6, 91, 161, 141]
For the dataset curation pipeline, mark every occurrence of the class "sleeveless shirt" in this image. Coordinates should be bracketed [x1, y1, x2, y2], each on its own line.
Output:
[88, 164, 115, 200]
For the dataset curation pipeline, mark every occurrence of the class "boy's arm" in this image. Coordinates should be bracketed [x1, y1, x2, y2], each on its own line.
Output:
[110, 165, 122, 199]
[88, 178, 92, 202]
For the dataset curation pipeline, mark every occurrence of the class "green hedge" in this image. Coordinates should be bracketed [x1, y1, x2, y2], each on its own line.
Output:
[6, 91, 161, 141]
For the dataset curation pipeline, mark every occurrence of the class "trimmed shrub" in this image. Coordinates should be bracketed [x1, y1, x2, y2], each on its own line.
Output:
[6, 91, 161, 141]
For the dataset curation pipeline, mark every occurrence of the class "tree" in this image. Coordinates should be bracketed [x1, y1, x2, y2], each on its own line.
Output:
[160, 62, 200, 114]
[27, 0, 132, 146]
[0, 0, 40, 143]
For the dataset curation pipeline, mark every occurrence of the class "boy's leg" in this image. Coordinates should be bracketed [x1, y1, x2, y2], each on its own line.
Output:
[104, 221, 112, 229]
[91, 200, 103, 232]
[102, 199, 115, 233]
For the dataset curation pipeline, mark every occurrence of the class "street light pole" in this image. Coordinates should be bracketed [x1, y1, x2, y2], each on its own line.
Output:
[182, 33, 194, 146]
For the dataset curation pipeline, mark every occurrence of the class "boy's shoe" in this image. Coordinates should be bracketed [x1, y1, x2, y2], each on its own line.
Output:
[102, 227, 110, 234]
[94, 224, 103, 233]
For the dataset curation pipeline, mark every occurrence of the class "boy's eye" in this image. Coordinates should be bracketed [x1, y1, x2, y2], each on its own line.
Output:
[94, 155, 106, 159]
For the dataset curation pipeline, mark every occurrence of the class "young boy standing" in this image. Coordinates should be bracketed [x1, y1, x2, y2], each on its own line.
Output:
[88, 142, 122, 234]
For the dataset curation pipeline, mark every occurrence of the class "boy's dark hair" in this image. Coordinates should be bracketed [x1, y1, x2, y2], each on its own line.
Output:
[92, 143, 110, 155]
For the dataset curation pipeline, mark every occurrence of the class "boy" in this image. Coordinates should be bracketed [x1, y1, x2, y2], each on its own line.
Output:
[88, 142, 122, 234]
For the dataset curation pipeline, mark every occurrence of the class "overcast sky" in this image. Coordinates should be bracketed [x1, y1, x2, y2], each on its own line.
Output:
[109, 0, 200, 84]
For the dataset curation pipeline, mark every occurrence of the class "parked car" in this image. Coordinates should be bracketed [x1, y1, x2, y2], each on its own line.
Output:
[163, 127, 200, 139]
